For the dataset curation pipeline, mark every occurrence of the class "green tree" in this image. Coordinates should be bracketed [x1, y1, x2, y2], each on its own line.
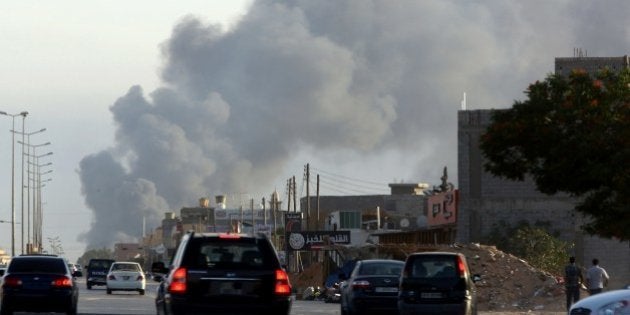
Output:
[484, 221, 570, 275]
[480, 67, 630, 241]
[508, 226, 569, 275]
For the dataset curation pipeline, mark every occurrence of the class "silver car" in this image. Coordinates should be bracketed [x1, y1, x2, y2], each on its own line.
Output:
[105, 261, 146, 295]
[569, 289, 630, 315]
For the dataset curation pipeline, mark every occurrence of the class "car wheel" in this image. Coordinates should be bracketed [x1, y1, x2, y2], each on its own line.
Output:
[87, 282, 92, 290]
[0, 304, 12, 315]
[66, 304, 78, 315]
[107, 289, 112, 294]
[139, 289, 145, 295]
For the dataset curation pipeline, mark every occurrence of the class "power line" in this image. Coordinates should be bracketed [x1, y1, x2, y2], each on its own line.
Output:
[311, 166, 389, 188]
[311, 177, 385, 195]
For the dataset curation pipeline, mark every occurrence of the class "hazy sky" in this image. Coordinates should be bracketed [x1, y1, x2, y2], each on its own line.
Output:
[1, 0, 628, 263]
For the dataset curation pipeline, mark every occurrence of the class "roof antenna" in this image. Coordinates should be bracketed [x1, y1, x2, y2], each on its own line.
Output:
[460, 92, 467, 110]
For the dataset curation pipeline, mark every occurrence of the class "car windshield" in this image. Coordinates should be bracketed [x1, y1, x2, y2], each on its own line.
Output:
[89, 260, 113, 269]
[8, 258, 66, 274]
[186, 238, 271, 270]
[358, 262, 403, 276]
[409, 256, 458, 278]
[111, 263, 140, 271]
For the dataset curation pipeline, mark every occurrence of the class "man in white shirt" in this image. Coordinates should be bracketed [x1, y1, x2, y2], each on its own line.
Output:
[585, 258, 609, 295]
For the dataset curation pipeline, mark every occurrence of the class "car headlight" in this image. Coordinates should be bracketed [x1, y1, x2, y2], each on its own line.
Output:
[597, 299, 628, 315]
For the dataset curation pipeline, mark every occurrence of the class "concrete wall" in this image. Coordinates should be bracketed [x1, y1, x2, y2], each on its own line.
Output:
[457, 109, 629, 289]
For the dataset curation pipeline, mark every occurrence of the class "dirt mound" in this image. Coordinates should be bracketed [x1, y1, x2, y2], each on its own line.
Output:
[288, 243, 567, 312]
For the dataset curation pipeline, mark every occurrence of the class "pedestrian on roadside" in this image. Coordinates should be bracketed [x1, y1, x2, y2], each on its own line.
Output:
[564, 256, 583, 310]
[585, 258, 609, 295]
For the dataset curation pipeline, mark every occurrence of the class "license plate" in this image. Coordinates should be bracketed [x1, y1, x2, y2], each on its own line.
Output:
[123, 276, 130, 280]
[420, 292, 443, 298]
[210, 280, 260, 295]
[375, 287, 398, 293]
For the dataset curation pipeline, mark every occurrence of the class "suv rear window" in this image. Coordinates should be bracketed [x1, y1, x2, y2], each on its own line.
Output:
[88, 259, 114, 269]
[408, 255, 458, 278]
[8, 257, 67, 274]
[184, 237, 273, 270]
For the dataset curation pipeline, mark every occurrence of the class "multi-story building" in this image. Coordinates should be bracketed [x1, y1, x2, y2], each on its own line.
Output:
[456, 55, 630, 289]
[113, 243, 144, 262]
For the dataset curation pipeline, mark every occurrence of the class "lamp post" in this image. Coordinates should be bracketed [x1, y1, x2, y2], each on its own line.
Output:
[25, 151, 52, 253]
[27, 173, 50, 253]
[16, 128, 45, 253]
[20, 139, 50, 251]
[36, 178, 52, 251]
[26, 162, 51, 253]
[0, 110, 28, 256]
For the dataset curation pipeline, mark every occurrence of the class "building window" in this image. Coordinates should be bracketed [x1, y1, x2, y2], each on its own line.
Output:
[339, 211, 361, 229]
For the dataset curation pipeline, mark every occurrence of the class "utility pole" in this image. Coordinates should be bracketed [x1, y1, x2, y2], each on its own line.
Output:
[286, 178, 291, 212]
[262, 197, 266, 226]
[305, 163, 310, 230]
[292, 176, 297, 212]
[316, 174, 320, 229]
[250, 198, 255, 234]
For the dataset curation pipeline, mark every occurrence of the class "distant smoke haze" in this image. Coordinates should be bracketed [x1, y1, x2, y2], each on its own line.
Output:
[78, 0, 629, 249]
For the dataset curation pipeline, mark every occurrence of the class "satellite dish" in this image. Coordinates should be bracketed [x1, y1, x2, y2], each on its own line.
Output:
[400, 218, 409, 228]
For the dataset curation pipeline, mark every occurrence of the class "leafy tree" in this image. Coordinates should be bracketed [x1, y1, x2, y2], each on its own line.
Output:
[484, 220, 570, 275]
[508, 226, 569, 275]
[480, 67, 630, 241]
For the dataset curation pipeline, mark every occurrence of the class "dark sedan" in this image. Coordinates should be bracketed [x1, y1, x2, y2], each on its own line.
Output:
[0, 254, 79, 315]
[340, 258, 405, 315]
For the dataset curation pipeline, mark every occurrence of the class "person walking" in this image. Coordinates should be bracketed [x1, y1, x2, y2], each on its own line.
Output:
[585, 258, 609, 295]
[564, 256, 583, 310]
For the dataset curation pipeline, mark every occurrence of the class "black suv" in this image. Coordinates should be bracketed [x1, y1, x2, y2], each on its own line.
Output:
[398, 251, 480, 315]
[153, 231, 292, 315]
[0, 254, 79, 315]
[85, 258, 115, 289]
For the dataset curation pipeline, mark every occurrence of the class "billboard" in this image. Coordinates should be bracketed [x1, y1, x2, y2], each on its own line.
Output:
[284, 212, 303, 232]
[427, 190, 458, 227]
[285, 230, 351, 251]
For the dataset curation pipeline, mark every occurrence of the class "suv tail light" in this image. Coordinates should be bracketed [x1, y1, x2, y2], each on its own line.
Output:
[52, 276, 73, 288]
[168, 267, 187, 294]
[274, 269, 291, 296]
[456, 256, 467, 277]
[2, 276, 22, 287]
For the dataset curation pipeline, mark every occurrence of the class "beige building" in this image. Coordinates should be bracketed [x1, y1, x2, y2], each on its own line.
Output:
[456, 55, 630, 289]
[113, 243, 144, 262]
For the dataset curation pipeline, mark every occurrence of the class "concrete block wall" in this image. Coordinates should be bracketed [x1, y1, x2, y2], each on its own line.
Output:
[457, 109, 629, 289]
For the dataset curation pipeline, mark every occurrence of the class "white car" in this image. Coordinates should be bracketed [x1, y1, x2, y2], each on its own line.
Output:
[569, 289, 630, 315]
[105, 261, 146, 295]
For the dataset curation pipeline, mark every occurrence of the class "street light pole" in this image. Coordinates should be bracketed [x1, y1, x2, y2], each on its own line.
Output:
[19, 114, 27, 254]
[17, 128, 45, 253]
[25, 151, 52, 253]
[0, 110, 28, 256]
[20, 138, 49, 252]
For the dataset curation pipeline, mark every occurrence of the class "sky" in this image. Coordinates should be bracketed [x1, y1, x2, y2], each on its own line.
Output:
[0, 0, 628, 263]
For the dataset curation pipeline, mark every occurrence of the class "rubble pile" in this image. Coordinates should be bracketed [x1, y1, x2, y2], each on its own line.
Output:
[288, 243, 567, 312]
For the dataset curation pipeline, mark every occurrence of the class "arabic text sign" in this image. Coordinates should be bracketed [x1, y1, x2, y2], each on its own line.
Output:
[427, 190, 458, 226]
[285, 231, 351, 251]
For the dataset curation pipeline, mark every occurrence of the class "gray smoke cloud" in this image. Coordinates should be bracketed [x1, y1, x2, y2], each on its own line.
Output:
[78, 0, 629, 249]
